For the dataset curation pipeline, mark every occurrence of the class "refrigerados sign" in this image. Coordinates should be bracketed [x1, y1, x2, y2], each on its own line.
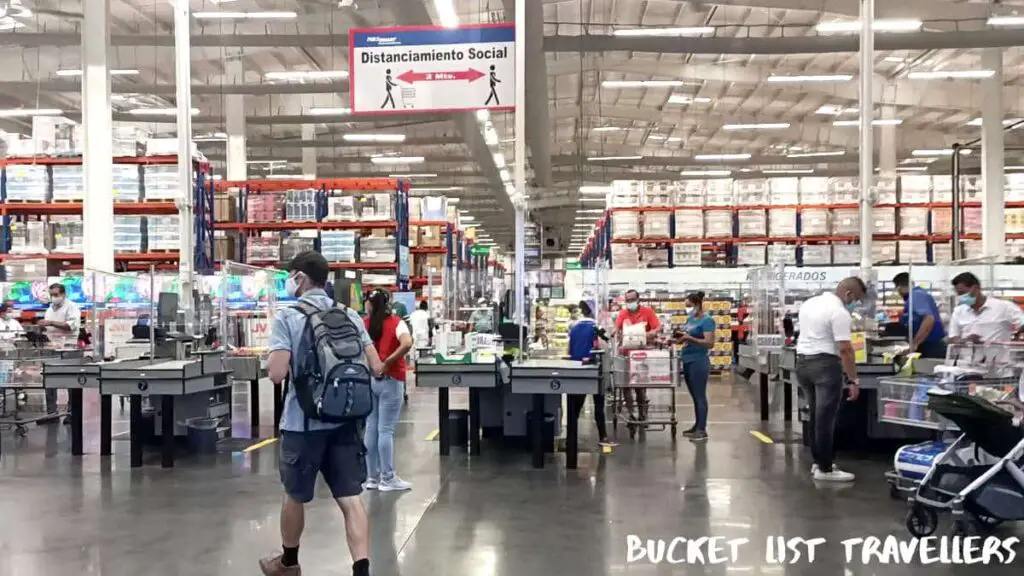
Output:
[772, 268, 855, 286]
[778, 271, 829, 282]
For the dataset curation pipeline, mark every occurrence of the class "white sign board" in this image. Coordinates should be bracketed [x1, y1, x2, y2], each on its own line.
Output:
[349, 24, 515, 115]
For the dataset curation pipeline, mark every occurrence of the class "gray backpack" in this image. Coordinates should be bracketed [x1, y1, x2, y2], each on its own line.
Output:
[291, 300, 373, 425]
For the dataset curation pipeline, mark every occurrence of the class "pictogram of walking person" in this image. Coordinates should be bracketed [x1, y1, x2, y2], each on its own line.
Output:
[485, 64, 501, 105]
[381, 68, 397, 109]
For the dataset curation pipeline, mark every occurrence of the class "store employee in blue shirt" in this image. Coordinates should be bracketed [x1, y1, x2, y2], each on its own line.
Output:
[676, 291, 717, 443]
[567, 301, 610, 445]
[893, 272, 946, 358]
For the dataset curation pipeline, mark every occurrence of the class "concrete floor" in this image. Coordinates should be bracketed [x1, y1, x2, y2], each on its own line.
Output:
[1, 377, 1023, 575]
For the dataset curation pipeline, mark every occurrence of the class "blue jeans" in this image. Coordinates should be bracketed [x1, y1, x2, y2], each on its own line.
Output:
[364, 377, 404, 480]
[682, 357, 710, 431]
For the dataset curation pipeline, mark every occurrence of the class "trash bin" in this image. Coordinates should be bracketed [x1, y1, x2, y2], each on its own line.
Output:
[448, 409, 469, 449]
[185, 417, 220, 454]
[525, 410, 556, 453]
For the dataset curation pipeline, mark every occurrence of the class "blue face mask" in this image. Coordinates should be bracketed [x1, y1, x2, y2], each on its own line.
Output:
[846, 301, 860, 313]
[958, 294, 977, 307]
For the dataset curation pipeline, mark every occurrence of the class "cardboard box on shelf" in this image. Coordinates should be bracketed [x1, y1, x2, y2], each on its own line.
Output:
[642, 212, 671, 238]
[734, 179, 769, 205]
[418, 225, 444, 247]
[768, 244, 797, 265]
[932, 243, 952, 264]
[214, 236, 237, 261]
[901, 207, 931, 235]
[704, 210, 733, 238]
[872, 241, 898, 264]
[828, 177, 860, 204]
[611, 211, 641, 238]
[674, 210, 704, 238]
[802, 245, 832, 265]
[673, 181, 705, 206]
[768, 177, 800, 205]
[673, 243, 702, 266]
[873, 207, 896, 235]
[736, 244, 766, 265]
[831, 208, 860, 235]
[832, 244, 859, 264]
[799, 177, 831, 205]
[768, 208, 797, 237]
[899, 176, 932, 204]
[801, 209, 830, 236]
[737, 210, 767, 237]
[898, 240, 928, 264]
[962, 206, 982, 235]
[214, 195, 238, 223]
[1006, 209, 1024, 234]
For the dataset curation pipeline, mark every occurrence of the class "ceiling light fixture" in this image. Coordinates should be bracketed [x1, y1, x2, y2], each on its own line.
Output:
[493, 153, 506, 168]
[723, 123, 791, 130]
[816, 19, 922, 33]
[680, 170, 731, 177]
[694, 153, 752, 161]
[343, 134, 406, 143]
[908, 70, 995, 80]
[193, 132, 229, 142]
[499, 169, 511, 181]
[912, 149, 972, 156]
[592, 126, 624, 132]
[434, 0, 460, 28]
[247, 160, 288, 165]
[578, 197, 607, 203]
[587, 155, 643, 161]
[193, 11, 298, 19]
[56, 69, 139, 77]
[265, 70, 349, 81]
[966, 117, 1024, 127]
[476, 110, 490, 123]
[762, 169, 814, 175]
[126, 107, 200, 116]
[613, 26, 714, 37]
[987, 16, 1024, 27]
[504, 183, 515, 196]
[897, 166, 929, 172]
[602, 80, 687, 88]
[668, 94, 712, 104]
[369, 156, 425, 164]
[786, 150, 847, 158]
[579, 185, 613, 194]
[309, 107, 351, 115]
[0, 108, 64, 118]
[833, 118, 903, 126]
[766, 74, 853, 83]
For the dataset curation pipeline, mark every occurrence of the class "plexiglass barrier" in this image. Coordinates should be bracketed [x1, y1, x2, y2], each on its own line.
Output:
[217, 261, 283, 357]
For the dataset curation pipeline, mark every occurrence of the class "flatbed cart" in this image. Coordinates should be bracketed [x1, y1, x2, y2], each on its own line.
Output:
[609, 346, 679, 439]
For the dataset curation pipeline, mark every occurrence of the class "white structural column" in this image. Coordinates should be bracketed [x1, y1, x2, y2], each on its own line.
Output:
[879, 105, 897, 176]
[225, 55, 247, 181]
[858, 0, 875, 273]
[302, 124, 317, 179]
[81, 0, 114, 273]
[513, 0, 527, 355]
[981, 48, 1006, 260]
[174, 0, 195, 316]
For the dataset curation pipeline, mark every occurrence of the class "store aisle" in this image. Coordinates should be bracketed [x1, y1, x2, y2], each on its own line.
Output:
[0, 378, 1021, 575]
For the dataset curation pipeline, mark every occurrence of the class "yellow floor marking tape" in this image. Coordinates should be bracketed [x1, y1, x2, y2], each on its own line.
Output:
[242, 437, 278, 453]
[749, 431, 775, 445]
[425, 429, 440, 441]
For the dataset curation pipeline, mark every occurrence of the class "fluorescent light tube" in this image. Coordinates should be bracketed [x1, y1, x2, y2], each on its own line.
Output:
[309, 107, 351, 115]
[127, 107, 199, 116]
[0, 108, 64, 117]
[434, 0, 459, 28]
[263, 174, 305, 180]
[56, 69, 139, 77]
[578, 209, 606, 214]
[786, 150, 847, 158]
[343, 134, 406, 143]
[896, 166, 928, 172]
[370, 156, 424, 164]
[265, 70, 349, 81]
[247, 160, 289, 165]
[762, 169, 814, 175]
[694, 153, 751, 161]
[493, 153, 506, 168]
[389, 173, 437, 178]
[193, 11, 297, 19]
[767, 74, 853, 83]
[816, 19, 922, 33]
[587, 155, 643, 161]
[484, 126, 499, 146]
[680, 170, 731, 177]
[579, 186, 613, 194]
[579, 197, 608, 203]
[668, 94, 712, 104]
[613, 26, 714, 37]
[592, 126, 623, 132]
[966, 117, 1024, 127]
[504, 183, 515, 196]
[833, 118, 903, 126]
[988, 16, 1024, 27]
[723, 123, 790, 130]
[461, 216, 475, 221]
[602, 80, 686, 88]
[499, 169, 511, 181]
[912, 149, 972, 156]
[908, 70, 995, 80]
[476, 109, 490, 122]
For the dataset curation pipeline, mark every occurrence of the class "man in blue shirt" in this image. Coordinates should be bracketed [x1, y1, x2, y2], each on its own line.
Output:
[260, 251, 385, 576]
[567, 301, 610, 444]
[893, 272, 946, 359]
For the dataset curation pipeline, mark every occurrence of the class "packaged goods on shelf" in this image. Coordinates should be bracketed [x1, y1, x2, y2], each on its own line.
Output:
[829, 177, 859, 204]
[285, 189, 318, 221]
[142, 165, 181, 200]
[704, 210, 733, 238]
[3, 257, 48, 279]
[51, 217, 83, 253]
[643, 181, 674, 206]
[642, 211, 671, 238]
[281, 236, 316, 261]
[962, 206, 982, 235]
[1008, 240, 1024, 260]
[734, 179, 769, 205]
[408, 197, 421, 221]
[958, 175, 982, 203]
[873, 207, 896, 235]
[899, 176, 932, 204]
[414, 254, 444, 277]
[736, 244, 766, 265]
[418, 225, 444, 247]
[872, 241, 897, 264]
[769, 177, 800, 205]
[51, 165, 84, 201]
[326, 196, 358, 221]
[360, 236, 397, 263]
[6, 165, 49, 201]
[963, 240, 983, 259]
[113, 126, 147, 157]
[674, 181, 705, 206]
[898, 240, 928, 263]
[673, 243, 702, 266]
[9, 221, 49, 254]
[640, 248, 670, 268]
[112, 216, 144, 253]
[768, 208, 797, 237]
[900, 207, 931, 235]
[932, 243, 952, 264]
[704, 179, 734, 207]
[801, 209, 830, 236]
[876, 177, 898, 204]
[247, 194, 285, 223]
[767, 244, 797, 265]
[802, 245, 832, 265]
[362, 273, 396, 286]
[146, 216, 180, 251]
[610, 181, 641, 207]
[628, 349, 672, 385]
[1006, 209, 1024, 234]
[1008, 173, 1024, 201]
[931, 176, 953, 203]
[321, 230, 357, 262]
[419, 196, 448, 221]
[674, 209, 704, 238]
[737, 210, 767, 237]
[113, 165, 142, 202]
[214, 194, 239, 223]
[245, 236, 281, 262]
[611, 244, 639, 268]
[799, 177, 830, 205]
[611, 211, 640, 238]
[214, 236, 237, 261]
[831, 208, 860, 235]
[32, 116, 82, 155]
[832, 244, 859, 264]
[361, 193, 394, 221]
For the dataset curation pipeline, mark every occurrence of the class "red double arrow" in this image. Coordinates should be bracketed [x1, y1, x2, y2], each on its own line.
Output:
[397, 69, 486, 84]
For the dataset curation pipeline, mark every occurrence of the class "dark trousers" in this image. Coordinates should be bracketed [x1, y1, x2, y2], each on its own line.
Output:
[795, 354, 844, 472]
[916, 340, 947, 359]
[45, 389, 58, 414]
[682, 357, 711, 431]
[569, 393, 608, 442]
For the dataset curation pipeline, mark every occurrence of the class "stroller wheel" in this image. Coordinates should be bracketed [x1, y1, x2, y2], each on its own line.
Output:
[906, 505, 938, 538]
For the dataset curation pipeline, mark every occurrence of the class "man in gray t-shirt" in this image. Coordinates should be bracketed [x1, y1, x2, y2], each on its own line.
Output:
[259, 252, 384, 576]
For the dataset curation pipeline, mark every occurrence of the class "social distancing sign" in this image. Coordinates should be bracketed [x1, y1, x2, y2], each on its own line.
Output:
[349, 24, 515, 115]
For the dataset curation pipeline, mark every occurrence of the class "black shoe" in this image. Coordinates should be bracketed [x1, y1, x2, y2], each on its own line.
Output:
[690, 431, 709, 443]
[682, 426, 698, 437]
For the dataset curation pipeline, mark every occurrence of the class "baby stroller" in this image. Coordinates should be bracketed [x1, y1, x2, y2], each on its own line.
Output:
[905, 388, 1024, 537]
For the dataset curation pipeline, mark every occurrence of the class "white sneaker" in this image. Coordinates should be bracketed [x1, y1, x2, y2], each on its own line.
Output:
[813, 468, 855, 482]
[364, 478, 379, 490]
[378, 475, 412, 492]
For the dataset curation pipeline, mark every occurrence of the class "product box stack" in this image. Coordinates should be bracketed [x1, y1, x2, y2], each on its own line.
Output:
[611, 181, 642, 207]
[8, 221, 49, 254]
[802, 245, 832, 265]
[931, 175, 953, 203]
[899, 241, 928, 263]
[147, 216, 180, 251]
[413, 254, 444, 277]
[704, 210, 733, 238]
[876, 177, 898, 204]
[281, 235, 317, 261]
[901, 207, 931, 235]
[1007, 240, 1024, 260]
[6, 165, 48, 201]
[931, 208, 952, 235]
[831, 208, 860, 236]
[1006, 209, 1024, 234]
[325, 196, 359, 221]
[769, 208, 798, 237]
[737, 210, 767, 237]
[833, 244, 860, 265]
[801, 209, 830, 236]
[769, 177, 800, 205]
[932, 243, 952, 264]
[245, 237, 281, 262]
[673, 244, 702, 266]
[958, 175, 983, 204]
[674, 209, 704, 238]
[640, 248, 670, 268]
[247, 194, 285, 223]
[736, 244, 767, 265]
[962, 207, 982, 235]
[214, 234, 237, 261]
[112, 216, 144, 253]
[360, 194, 394, 221]
[674, 181, 705, 207]
[611, 244, 640, 268]
[962, 240, 983, 259]
[829, 177, 859, 205]
[873, 207, 897, 235]
[142, 165, 181, 200]
[611, 211, 641, 239]
[52, 166, 84, 201]
[418, 225, 445, 248]
[214, 194, 239, 223]
[704, 179, 733, 207]
[51, 217, 84, 253]
[419, 196, 449, 221]
[113, 165, 142, 201]
[735, 179, 769, 206]
[360, 236, 397, 263]
[321, 231, 357, 262]
[1008, 173, 1024, 201]
[767, 244, 797, 265]
[285, 189, 318, 221]
[799, 177, 830, 205]
[642, 211, 671, 238]
[643, 181, 674, 207]
[873, 241, 898, 263]
[900, 176, 932, 204]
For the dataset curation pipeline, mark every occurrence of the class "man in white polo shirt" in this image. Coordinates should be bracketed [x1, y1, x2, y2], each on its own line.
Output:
[38, 283, 80, 414]
[795, 276, 866, 483]
[949, 272, 1024, 344]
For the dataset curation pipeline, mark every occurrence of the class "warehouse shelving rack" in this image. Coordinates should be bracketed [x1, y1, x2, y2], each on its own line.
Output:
[0, 155, 214, 275]
[213, 177, 411, 289]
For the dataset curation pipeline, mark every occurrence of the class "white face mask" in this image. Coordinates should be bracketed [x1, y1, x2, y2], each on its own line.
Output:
[685, 306, 695, 316]
[285, 274, 300, 298]
[51, 296, 64, 307]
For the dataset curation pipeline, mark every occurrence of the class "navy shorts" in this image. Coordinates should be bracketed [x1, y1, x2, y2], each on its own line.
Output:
[279, 426, 366, 503]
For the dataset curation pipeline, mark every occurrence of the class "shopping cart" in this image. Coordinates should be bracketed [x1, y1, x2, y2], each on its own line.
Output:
[879, 343, 1024, 500]
[608, 339, 679, 439]
[0, 346, 75, 436]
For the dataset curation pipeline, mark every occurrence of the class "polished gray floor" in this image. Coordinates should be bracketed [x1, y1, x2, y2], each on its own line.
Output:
[1, 378, 1022, 575]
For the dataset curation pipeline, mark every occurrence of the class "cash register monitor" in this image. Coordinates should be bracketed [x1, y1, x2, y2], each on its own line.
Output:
[157, 292, 179, 326]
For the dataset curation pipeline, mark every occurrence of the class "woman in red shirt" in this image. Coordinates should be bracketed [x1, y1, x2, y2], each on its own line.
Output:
[363, 290, 414, 491]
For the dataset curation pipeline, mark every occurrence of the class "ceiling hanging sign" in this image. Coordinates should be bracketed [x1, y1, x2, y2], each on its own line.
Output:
[349, 24, 515, 115]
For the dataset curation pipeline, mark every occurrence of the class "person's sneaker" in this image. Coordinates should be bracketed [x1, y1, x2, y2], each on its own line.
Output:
[682, 426, 698, 437]
[378, 475, 412, 492]
[689, 431, 709, 443]
[364, 478, 379, 490]
[813, 467, 855, 482]
[259, 554, 301, 576]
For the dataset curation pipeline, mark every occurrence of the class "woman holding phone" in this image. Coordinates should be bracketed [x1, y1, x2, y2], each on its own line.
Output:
[676, 291, 716, 443]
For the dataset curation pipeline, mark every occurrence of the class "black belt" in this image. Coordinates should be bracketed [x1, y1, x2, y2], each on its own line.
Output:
[796, 353, 839, 360]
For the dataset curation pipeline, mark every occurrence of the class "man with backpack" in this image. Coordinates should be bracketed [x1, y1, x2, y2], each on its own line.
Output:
[260, 251, 386, 576]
